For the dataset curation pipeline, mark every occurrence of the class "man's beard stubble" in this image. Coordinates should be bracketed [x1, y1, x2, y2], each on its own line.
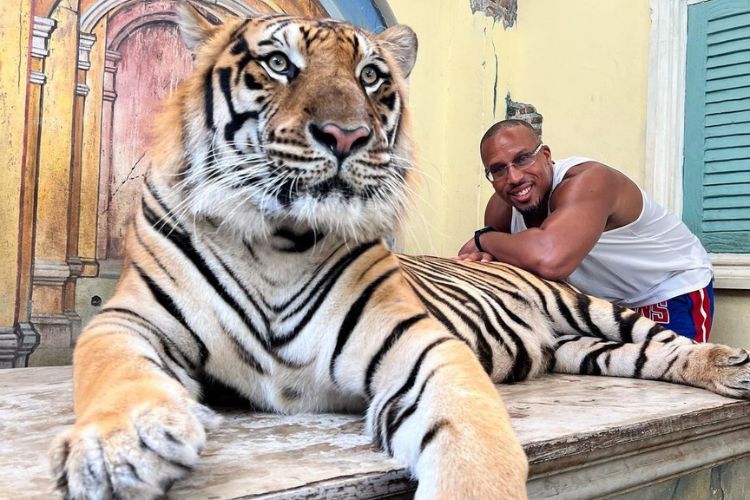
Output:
[518, 188, 551, 225]
[514, 157, 554, 224]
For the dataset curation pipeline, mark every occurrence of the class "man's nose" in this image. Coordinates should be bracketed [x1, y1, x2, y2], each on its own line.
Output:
[506, 164, 524, 183]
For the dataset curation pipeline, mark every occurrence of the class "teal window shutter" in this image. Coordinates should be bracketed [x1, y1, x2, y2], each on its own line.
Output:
[683, 0, 750, 253]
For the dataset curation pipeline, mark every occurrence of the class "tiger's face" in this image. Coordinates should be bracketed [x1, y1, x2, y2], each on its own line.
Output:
[161, 4, 418, 242]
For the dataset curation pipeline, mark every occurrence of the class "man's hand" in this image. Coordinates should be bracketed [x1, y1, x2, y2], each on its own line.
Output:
[455, 238, 495, 262]
[457, 251, 494, 262]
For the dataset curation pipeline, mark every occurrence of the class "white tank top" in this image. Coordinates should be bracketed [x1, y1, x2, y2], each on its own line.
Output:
[510, 157, 713, 308]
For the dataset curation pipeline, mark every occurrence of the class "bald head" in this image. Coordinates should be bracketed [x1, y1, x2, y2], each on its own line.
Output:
[480, 119, 540, 148]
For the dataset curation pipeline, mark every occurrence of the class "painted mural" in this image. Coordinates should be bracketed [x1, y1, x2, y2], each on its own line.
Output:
[0, 0, 394, 367]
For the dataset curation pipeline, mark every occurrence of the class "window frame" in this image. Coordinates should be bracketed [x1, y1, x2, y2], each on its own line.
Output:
[646, 0, 750, 289]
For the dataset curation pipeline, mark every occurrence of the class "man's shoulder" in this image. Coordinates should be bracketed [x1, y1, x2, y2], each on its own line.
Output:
[558, 159, 615, 184]
[554, 159, 643, 225]
[551, 160, 626, 206]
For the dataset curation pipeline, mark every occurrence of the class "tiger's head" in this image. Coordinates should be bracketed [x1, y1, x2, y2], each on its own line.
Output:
[153, 2, 418, 243]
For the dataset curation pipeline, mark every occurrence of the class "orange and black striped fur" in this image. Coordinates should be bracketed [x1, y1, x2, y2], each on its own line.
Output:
[50, 3, 750, 499]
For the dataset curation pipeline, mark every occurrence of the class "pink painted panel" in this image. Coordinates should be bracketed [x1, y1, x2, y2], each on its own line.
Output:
[107, 22, 192, 257]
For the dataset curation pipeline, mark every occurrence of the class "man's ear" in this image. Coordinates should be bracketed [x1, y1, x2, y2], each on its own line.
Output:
[377, 25, 418, 78]
[176, 1, 224, 52]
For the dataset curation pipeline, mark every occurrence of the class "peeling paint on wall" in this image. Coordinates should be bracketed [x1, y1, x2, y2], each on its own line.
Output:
[505, 93, 543, 136]
[470, 0, 517, 29]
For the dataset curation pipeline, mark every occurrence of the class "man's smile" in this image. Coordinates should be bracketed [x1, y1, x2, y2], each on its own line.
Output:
[509, 183, 533, 204]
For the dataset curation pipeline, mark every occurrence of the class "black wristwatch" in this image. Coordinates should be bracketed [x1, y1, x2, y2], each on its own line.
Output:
[473, 226, 496, 253]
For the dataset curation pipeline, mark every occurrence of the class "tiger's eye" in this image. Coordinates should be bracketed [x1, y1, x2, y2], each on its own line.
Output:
[267, 52, 290, 73]
[361, 65, 379, 86]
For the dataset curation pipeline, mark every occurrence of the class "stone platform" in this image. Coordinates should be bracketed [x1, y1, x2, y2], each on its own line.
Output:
[2, 367, 750, 499]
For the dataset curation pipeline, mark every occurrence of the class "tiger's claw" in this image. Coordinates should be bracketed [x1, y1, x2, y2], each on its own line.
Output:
[49, 398, 219, 499]
[703, 345, 750, 399]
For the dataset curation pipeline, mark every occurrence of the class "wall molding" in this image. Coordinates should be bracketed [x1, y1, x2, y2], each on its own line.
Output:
[102, 51, 121, 102]
[32, 260, 71, 287]
[645, 0, 690, 214]
[31, 16, 56, 59]
[29, 71, 47, 85]
[67, 257, 84, 279]
[30, 313, 76, 325]
[0, 323, 40, 369]
[80, 0, 260, 33]
[78, 32, 97, 71]
[711, 255, 750, 289]
[109, 13, 178, 51]
[79, 257, 100, 278]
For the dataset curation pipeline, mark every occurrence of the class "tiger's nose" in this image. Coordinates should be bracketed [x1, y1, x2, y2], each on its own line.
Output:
[309, 123, 372, 160]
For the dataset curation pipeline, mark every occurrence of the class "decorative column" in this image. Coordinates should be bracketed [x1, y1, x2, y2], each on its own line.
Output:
[14, 16, 60, 368]
[29, 0, 82, 366]
[77, 25, 107, 279]
[96, 50, 121, 261]
[0, 0, 36, 368]
[61, 32, 96, 341]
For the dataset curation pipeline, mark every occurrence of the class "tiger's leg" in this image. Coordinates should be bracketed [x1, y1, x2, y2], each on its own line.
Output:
[49, 319, 219, 499]
[340, 319, 528, 499]
[552, 335, 750, 399]
[547, 284, 695, 346]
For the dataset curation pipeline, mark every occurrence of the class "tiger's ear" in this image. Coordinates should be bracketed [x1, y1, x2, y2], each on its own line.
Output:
[377, 25, 418, 78]
[176, 1, 224, 52]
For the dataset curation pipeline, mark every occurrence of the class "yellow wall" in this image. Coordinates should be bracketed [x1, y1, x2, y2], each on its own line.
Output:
[0, 0, 32, 325]
[714, 291, 750, 348]
[498, 1, 651, 183]
[388, 2, 496, 256]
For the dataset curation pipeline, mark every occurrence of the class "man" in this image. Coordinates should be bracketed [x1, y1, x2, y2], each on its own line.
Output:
[457, 119, 714, 341]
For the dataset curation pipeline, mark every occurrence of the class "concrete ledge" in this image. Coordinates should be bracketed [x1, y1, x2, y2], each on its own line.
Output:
[528, 425, 750, 499]
[1, 368, 749, 498]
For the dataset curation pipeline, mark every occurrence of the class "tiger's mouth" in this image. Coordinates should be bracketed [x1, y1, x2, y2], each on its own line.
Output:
[308, 176, 355, 199]
[271, 173, 358, 208]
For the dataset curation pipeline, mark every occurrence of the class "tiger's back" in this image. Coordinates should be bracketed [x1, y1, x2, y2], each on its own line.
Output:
[49, 4, 750, 500]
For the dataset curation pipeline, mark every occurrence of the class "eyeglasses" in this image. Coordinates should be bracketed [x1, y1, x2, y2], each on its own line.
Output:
[484, 143, 545, 182]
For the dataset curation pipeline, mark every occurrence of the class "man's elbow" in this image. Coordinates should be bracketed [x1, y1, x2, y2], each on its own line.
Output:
[531, 257, 575, 282]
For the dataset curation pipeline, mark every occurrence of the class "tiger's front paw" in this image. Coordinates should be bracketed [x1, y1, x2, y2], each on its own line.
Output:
[49, 397, 221, 499]
[413, 426, 528, 499]
[702, 345, 750, 399]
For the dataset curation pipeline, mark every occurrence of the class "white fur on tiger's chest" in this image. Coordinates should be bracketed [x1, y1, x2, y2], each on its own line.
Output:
[186, 227, 375, 413]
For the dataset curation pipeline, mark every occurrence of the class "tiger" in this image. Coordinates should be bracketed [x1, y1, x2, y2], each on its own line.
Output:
[49, 2, 750, 499]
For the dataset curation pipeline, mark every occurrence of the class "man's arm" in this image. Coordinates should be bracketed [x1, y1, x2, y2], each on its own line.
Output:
[462, 163, 623, 280]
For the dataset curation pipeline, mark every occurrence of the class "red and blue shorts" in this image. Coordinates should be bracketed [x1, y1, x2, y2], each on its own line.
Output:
[633, 281, 714, 342]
